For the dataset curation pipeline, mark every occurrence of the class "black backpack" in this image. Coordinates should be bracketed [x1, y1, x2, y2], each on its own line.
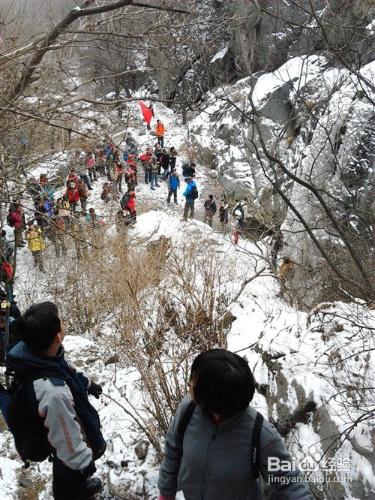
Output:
[1, 370, 63, 465]
[120, 192, 131, 210]
[178, 401, 264, 478]
[190, 185, 198, 200]
[6, 213, 14, 227]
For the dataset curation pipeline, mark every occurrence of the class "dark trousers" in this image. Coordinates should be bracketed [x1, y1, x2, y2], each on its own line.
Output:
[80, 198, 87, 215]
[167, 188, 178, 204]
[52, 459, 86, 500]
[88, 169, 97, 182]
[32, 251, 45, 272]
[144, 168, 150, 184]
[80, 174, 92, 189]
[157, 136, 164, 148]
[183, 200, 194, 220]
[14, 227, 23, 247]
[96, 163, 106, 177]
[116, 175, 123, 192]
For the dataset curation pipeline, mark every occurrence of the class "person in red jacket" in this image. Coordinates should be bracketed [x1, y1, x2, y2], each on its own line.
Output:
[66, 182, 80, 211]
[139, 148, 153, 184]
[66, 168, 79, 189]
[7, 203, 25, 247]
[124, 191, 136, 225]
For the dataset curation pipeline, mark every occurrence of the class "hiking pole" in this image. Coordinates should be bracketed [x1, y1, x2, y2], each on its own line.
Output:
[2, 288, 11, 364]
[0, 280, 13, 364]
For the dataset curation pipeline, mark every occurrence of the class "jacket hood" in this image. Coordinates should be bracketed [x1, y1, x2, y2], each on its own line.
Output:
[7, 341, 65, 377]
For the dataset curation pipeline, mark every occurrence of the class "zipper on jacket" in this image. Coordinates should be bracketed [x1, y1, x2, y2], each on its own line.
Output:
[201, 429, 218, 500]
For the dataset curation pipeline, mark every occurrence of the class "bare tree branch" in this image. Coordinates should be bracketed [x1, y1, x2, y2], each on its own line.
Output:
[4, 0, 189, 105]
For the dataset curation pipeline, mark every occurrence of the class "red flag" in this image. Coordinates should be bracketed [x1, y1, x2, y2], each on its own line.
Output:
[139, 100, 153, 126]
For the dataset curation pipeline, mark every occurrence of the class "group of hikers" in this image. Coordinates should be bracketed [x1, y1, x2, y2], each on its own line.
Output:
[1, 121, 241, 295]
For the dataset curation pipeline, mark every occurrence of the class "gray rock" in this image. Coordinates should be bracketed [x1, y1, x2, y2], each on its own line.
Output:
[104, 354, 119, 366]
[134, 439, 150, 461]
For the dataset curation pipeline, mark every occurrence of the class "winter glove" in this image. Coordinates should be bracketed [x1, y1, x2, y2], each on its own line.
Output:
[88, 381, 103, 399]
[158, 496, 176, 500]
[81, 461, 96, 479]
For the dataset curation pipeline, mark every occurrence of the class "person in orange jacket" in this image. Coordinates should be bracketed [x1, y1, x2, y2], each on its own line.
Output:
[155, 120, 165, 148]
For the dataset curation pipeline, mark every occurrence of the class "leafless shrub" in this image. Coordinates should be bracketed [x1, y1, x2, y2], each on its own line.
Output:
[23, 230, 239, 458]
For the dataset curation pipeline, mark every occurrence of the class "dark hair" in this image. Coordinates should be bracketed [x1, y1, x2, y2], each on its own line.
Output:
[12, 302, 61, 353]
[190, 349, 255, 418]
[209, 194, 213, 200]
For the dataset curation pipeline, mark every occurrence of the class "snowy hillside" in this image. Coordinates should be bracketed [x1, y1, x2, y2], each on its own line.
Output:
[0, 103, 374, 500]
[1, 2, 375, 498]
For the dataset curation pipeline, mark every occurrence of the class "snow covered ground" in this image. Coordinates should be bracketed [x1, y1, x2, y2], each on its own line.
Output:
[1, 102, 374, 499]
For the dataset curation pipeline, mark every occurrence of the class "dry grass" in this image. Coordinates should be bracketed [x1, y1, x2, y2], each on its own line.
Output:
[22, 231, 230, 458]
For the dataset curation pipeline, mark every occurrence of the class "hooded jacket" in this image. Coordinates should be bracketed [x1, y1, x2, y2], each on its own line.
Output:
[156, 122, 165, 137]
[183, 181, 197, 202]
[158, 396, 313, 500]
[26, 227, 45, 252]
[8, 209, 23, 230]
[168, 174, 180, 191]
[204, 199, 217, 216]
[67, 187, 80, 203]
[6, 342, 105, 471]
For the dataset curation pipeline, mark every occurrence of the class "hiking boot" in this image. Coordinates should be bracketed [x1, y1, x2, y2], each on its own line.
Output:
[85, 477, 102, 498]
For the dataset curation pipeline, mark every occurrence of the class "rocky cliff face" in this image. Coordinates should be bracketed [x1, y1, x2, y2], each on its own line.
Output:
[187, 2, 375, 306]
[147, 0, 375, 102]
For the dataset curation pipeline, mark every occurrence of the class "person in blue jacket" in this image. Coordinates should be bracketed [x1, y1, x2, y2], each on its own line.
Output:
[182, 177, 198, 221]
[167, 169, 180, 205]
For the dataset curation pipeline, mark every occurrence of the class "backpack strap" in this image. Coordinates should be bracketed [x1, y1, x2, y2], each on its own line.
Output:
[6, 368, 65, 391]
[251, 411, 264, 479]
[177, 400, 196, 443]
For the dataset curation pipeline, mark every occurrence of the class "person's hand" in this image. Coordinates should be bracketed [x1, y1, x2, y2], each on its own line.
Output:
[88, 381, 103, 399]
[81, 461, 96, 478]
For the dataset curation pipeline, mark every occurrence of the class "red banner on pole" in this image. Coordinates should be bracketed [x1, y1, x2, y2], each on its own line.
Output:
[139, 100, 153, 126]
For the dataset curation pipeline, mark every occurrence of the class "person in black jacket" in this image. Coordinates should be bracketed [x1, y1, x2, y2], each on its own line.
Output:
[182, 162, 196, 179]
[169, 147, 177, 171]
[219, 202, 229, 233]
[204, 195, 217, 227]
[6, 302, 105, 500]
[154, 144, 163, 174]
[161, 149, 170, 180]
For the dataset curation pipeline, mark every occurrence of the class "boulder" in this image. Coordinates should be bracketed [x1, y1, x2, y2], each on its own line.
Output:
[134, 439, 150, 461]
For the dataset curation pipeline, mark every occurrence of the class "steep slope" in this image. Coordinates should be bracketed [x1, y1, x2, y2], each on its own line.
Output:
[0, 103, 374, 499]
